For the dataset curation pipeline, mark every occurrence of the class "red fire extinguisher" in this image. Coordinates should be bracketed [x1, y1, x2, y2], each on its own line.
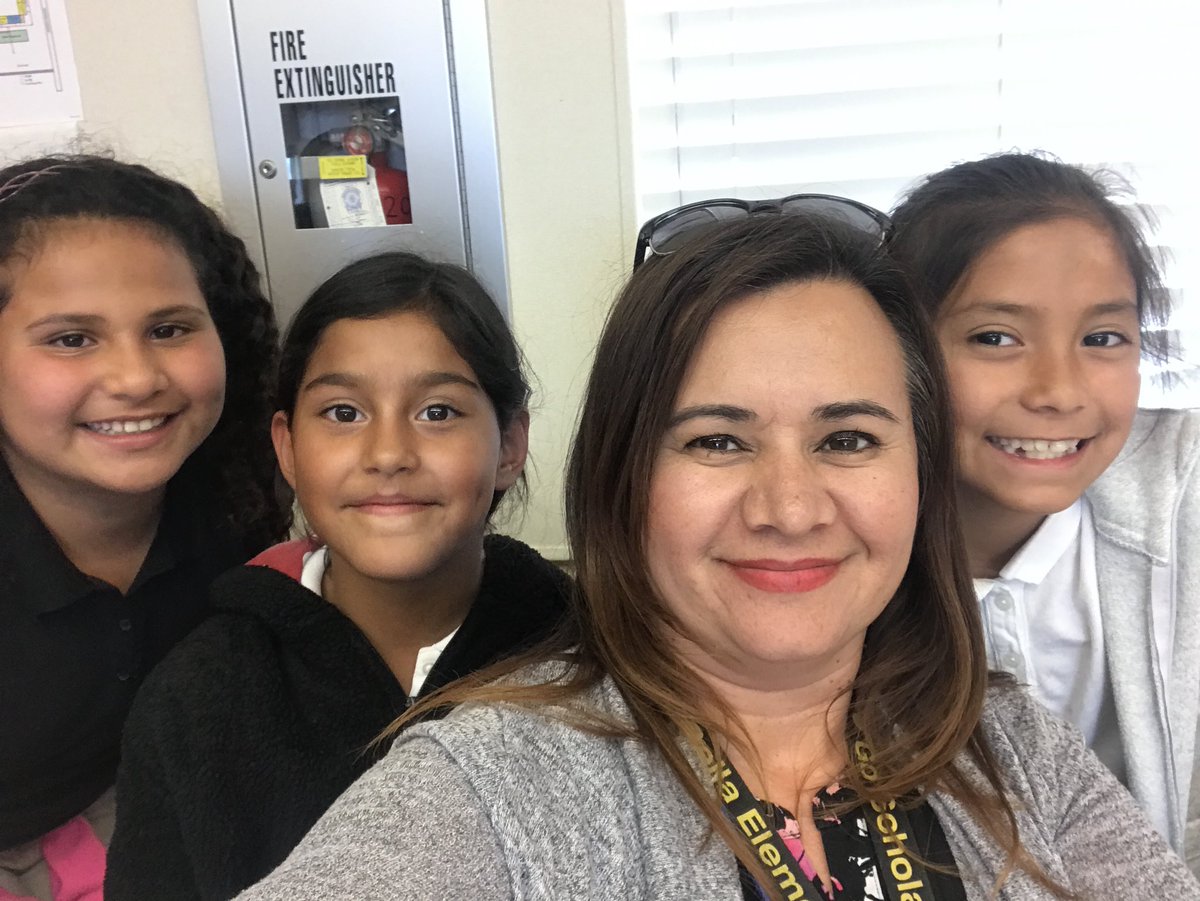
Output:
[369, 152, 411, 225]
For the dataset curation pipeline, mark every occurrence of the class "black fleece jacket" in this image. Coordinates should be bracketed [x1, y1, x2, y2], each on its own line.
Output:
[104, 535, 569, 901]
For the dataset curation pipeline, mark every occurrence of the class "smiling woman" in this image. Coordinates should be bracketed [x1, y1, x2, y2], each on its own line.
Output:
[232, 215, 1198, 900]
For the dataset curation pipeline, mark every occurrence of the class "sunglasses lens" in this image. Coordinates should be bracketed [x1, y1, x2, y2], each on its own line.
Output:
[650, 204, 748, 255]
[780, 197, 886, 237]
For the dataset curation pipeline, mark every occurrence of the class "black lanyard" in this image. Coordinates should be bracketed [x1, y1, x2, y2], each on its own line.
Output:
[697, 729, 937, 901]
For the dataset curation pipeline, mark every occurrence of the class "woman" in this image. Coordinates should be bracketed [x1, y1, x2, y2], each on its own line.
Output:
[236, 213, 1197, 899]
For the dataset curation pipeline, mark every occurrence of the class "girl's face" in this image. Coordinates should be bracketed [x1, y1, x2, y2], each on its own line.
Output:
[0, 219, 226, 506]
[935, 217, 1141, 528]
[644, 280, 919, 686]
[272, 311, 527, 586]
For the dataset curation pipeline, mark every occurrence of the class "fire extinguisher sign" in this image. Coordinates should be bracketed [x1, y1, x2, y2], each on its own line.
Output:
[269, 29, 396, 101]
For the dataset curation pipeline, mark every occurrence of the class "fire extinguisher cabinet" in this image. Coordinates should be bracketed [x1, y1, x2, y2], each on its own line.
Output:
[197, 0, 507, 321]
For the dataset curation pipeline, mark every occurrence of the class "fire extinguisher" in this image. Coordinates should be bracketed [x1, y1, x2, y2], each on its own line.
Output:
[342, 124, 411, 225]
[369, 151, 411, 225]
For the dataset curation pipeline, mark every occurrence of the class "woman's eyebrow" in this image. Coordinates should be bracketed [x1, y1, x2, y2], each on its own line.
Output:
[813, 400, 900, 423]
[667, 404, 755, 429]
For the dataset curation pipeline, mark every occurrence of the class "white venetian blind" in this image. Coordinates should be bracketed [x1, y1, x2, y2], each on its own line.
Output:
[626, 0, 1200, 397]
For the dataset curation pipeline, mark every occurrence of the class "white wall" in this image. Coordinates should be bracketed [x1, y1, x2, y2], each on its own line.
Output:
[0, 0, 223, 204]
[485, 0, 635, 558]
[0, 0, 632, 560]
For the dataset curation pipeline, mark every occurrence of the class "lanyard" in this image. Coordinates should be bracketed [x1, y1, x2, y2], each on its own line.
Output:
[853, 741, 936, 901]
[697, 730, 937, 901]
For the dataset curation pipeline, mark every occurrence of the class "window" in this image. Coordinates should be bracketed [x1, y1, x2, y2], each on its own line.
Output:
[626, 0, 1200, 400]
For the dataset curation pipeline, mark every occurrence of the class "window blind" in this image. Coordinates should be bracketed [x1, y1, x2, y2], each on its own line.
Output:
[626, 0, 1200, 398]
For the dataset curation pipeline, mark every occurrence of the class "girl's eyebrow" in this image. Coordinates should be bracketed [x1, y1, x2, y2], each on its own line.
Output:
[301, 370, 482, 394]
[26, 305, 208, 331]
[950, 299, 1137, 319]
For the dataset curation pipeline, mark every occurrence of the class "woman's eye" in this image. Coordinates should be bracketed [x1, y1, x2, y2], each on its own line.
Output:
[821, 431, 877, 453]
[1082, 331, 1128, 348]
[321, 404, 363, 423]
[49, 333, 92, 349]
[970, 331, 1018, 347]
[150, 323, 190, 340]
[417, 404, 459, 422]
[685, 434, 743, 454]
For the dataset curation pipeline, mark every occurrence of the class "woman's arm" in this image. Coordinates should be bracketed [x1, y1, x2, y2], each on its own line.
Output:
[235, 734, 512, 900]
[1006, 688, 1199, 896]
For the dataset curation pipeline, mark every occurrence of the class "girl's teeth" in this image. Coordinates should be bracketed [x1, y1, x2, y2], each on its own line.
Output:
[88, 417, 167, 435]
[991, 437, 1082, 460]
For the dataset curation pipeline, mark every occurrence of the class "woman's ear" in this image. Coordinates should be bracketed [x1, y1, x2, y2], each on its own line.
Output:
[494, 409, 530, 491]
[270, 411, 298, 491]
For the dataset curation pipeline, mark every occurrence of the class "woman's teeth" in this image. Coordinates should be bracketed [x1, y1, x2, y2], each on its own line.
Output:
[990, 437, 1082, 460]
[86, 416, 167, 435]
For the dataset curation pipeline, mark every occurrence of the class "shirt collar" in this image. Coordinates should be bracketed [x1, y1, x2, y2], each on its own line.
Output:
[996, 498, 1086, 587]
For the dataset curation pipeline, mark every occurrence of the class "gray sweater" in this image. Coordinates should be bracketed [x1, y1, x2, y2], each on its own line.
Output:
[1087, 408, 1200, 868]
[237, 674, 1199, 900]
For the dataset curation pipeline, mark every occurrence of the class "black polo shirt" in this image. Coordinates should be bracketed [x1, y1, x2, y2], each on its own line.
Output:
[0, 462, 245, 849]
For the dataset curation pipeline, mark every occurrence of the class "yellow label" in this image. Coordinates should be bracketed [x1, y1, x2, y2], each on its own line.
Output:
[318, 155, 368, 181]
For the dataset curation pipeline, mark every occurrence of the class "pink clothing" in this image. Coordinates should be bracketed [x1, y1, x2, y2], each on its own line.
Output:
[0, 817, 106, 901]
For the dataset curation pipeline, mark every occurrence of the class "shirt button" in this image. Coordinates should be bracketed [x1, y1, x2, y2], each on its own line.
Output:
[117, 672, 131, 682]
[994, 593, 1013, 611]
[118, 618, 133, 631]
[422, 662, 433, 674]
[1002, 652, 1021, 670]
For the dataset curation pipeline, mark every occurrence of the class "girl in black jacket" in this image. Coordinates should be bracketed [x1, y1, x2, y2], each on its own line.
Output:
[105, 252, 569, 901]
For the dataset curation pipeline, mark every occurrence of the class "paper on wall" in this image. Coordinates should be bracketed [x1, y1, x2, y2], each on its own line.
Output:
[0, 0, 82, 127]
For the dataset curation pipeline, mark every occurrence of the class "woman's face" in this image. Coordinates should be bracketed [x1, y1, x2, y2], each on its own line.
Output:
[935, 218, 1141, 531]
[644, 279, 919, 687]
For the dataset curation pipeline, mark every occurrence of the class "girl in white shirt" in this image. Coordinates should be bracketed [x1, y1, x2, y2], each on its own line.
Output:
[889, 151, 1200, 869]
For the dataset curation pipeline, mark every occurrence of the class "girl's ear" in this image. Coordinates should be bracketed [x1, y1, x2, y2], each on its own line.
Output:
[494, 409, 530, 491]
[270, 411, 298, 491]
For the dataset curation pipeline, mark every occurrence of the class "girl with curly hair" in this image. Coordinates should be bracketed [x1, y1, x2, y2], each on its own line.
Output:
[0, 155, 288, 901]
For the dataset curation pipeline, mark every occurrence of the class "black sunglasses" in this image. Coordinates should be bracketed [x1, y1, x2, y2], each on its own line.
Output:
[632, 193, 892, 269]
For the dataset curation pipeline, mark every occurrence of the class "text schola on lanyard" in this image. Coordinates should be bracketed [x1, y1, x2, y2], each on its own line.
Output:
[854, 740, 935, 901]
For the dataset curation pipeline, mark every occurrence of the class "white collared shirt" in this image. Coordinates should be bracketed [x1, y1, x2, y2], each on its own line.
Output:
[973, 498, 1126, 782]
[300, 547, 458, 697]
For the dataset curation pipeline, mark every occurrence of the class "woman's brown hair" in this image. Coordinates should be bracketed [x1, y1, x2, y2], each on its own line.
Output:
[388, 213, 1060, 897]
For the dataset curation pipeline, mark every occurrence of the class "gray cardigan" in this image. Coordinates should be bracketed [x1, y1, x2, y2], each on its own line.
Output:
[1088, 408, 1200, 868]
[237, 673, 1199, 900]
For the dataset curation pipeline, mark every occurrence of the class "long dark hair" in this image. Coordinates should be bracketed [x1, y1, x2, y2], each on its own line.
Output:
[0, 154, 288, 551]
[888, 150, 1173, 365]
[394, 214, 1063, 896]
[276, 251, 530, 516]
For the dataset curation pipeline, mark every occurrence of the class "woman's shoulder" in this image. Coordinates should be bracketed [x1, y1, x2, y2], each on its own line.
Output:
[386, 665, 627, 785]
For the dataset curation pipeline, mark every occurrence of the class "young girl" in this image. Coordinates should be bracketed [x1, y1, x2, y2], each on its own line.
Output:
[104, 251, 570, 901]
[0, 156, 287, 901]
[888, 152, 1200, 869]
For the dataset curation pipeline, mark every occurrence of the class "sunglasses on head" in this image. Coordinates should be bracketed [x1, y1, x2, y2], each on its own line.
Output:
[632, 193, 892, 269]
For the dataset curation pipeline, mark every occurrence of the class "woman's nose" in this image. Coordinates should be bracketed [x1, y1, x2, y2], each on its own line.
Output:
[741, 451, 837, 536]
